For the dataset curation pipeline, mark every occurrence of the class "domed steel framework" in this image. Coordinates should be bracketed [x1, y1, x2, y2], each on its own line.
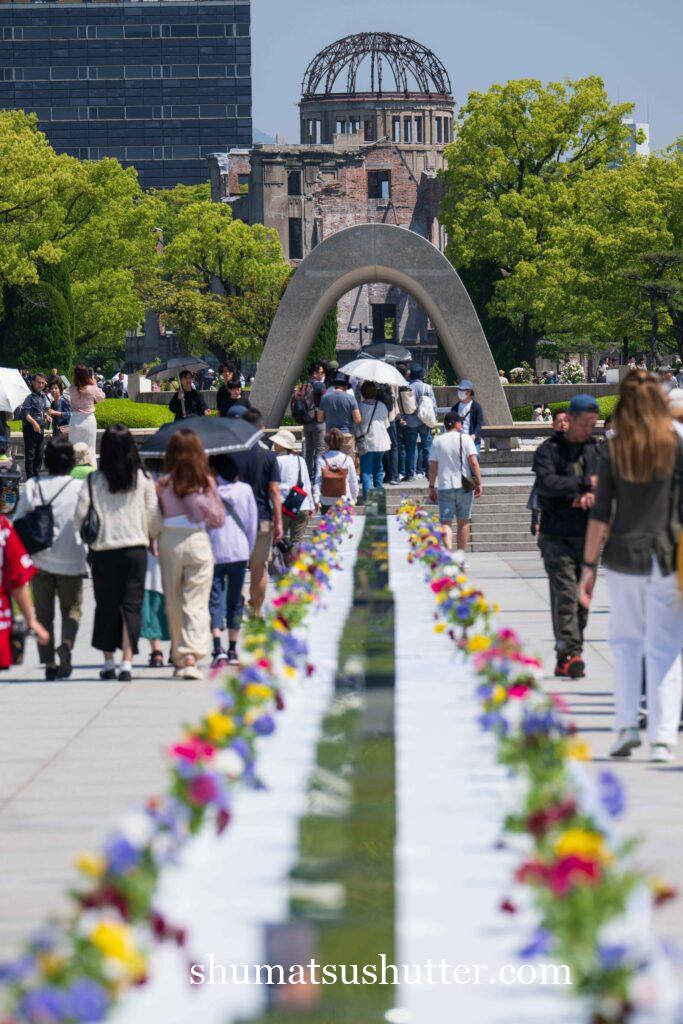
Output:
[302, 32, 452, 98]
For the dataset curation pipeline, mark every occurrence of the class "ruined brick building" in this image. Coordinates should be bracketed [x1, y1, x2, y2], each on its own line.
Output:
[207, 31, 455, 362]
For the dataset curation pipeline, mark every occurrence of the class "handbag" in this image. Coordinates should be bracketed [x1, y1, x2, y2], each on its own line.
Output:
[14, 479, 74, 555]
[282, 456, 308, 519]
[459, 433, 478, 494]
[321, 454, 348, 499]
[356, 400, 379, 458]
[398, 386, 417, 416]
[80, 472, 101, 546]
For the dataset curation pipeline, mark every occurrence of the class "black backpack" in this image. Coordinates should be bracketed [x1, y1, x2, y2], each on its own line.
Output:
[290, 382, 316, 425]
[14, 479, 75, 555]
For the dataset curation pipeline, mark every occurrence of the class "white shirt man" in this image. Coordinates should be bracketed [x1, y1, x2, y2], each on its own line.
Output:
[428, 412, 482, 553]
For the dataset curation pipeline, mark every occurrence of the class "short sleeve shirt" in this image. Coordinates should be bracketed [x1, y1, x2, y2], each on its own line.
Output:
[232, 444, 280, 521]
[320, 389, 359, 434]
[430, 431, 478, 490]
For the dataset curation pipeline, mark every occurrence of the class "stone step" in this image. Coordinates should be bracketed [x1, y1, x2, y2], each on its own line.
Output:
[469, 540, 539, 552]
[471, 515, 532, 530]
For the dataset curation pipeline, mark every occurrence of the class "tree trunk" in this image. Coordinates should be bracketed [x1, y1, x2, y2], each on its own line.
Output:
[520, 313, 539, 365]
[647, 298, 660, 369]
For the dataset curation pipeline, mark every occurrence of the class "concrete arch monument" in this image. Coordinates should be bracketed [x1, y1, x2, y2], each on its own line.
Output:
[250, 223, 512, 428]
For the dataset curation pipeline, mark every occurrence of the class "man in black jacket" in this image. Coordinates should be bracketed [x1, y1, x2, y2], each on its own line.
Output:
[169, 370, 209, 421]
[532, 394, 600, 679]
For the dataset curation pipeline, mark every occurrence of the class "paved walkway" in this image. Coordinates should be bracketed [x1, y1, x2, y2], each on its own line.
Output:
[0, 579, 216, 958]
[467, 548, 683, 961]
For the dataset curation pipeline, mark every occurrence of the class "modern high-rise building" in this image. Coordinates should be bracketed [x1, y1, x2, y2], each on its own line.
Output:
[0, 0, 252, 189]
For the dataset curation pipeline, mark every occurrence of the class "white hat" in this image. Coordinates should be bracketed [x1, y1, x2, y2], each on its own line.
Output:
[270, 428, 298, 452]
[72, 442, 96, 467]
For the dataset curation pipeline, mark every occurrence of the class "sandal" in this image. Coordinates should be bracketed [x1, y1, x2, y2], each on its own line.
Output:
[148, 651, 164, 668]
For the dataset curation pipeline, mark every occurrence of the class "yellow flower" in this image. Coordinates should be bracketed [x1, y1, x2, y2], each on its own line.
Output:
[37, 952, 66, 976]
[205, 710, 236, 743]
[456, 574, 467, 585]
[90, 921, 147, 979]
[245, 683, 274, 701]
[434, 622, 446, 634]
[75, 851, 106, 879]
[492, 684, 507, 705]
[244, 708, 259, 726]
[492, 602, 501, 613]
[272, 619, 287, 633]
[554, 828, 612, 864]
[293, 560, 308, 572]
[476, 599, 489, 613]
[566, 738, 591, 761]
[281, 665, 297, 680]
[467, 634, 492, 653]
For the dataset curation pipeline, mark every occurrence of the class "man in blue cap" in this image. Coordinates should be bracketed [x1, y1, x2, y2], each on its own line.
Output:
[451, 380, 484, 454]
[532, 394, 601, 679]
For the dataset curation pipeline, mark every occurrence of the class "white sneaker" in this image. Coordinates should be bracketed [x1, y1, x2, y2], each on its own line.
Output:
[610, 728, 642, 758]
[183, 664, 203, 680]
[650, 744, 675, 764]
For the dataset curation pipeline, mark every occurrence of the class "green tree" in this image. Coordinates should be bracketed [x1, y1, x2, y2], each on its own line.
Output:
[440, 77, 636, 362]
[0, 264, 75, 371]
[151, 198, 291, 362]
[305, 305, 338, 374]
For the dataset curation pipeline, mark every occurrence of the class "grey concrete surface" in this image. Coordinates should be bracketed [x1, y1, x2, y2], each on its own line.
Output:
[250, 222, 512, 428]
[467, 548, 683, 960]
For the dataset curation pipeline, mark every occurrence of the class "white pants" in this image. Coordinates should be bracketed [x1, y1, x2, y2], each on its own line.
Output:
[605, 564, 683, 745]
[68, 411, 97, 461]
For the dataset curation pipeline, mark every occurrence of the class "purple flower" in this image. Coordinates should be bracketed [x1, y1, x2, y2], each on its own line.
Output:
[239, 666, 265, 684]
[476, 683, 494, 700]
[0, 953, 35, 983]
[253, 714, 276, 736]
[522, 709, 567, 736]
[598, 944, 629, 970]
[478, 711, 508, 734]
[103, 834, 141, 874]
[20, 986, 71, 1023]
[519, 928, 553, 959]
[231, 738, 251, 761]
[598, 770, 625, 818]
[67, 979, 110, 1022]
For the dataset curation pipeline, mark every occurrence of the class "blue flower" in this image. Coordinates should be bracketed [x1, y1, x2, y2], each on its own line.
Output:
[598, 770, 625, 818]
[20, 986, 71, 1022]
[598, 944, 629, 970]
[231, 738, 251, 761]
[0, 953, 35, 983]
[253, 714, 276, 736]
[519, 928, 553, 959]
[67, 979, 110, 1022]
[103, 834, 141, 874]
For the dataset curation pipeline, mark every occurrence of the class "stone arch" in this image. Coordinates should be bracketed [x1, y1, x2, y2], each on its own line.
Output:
[250, 223, 512, 428]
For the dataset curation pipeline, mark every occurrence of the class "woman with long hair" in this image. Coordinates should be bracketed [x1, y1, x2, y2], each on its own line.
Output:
[157, 430, 224, 679]
[579, 370, 683, 763]
[74, 424, 161, 680]
[68, 365, 105, 463]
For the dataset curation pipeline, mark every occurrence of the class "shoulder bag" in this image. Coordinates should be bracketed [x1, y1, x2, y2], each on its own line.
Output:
[459, 433, 478, 494]
[282, 456, 308, 519]
[356, 400, 379, 458]
[14, 478, 74, 555]
[80, 472, 101, 546]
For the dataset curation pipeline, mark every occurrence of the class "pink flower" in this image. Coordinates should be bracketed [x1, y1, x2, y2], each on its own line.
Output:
[171, 737, 215, 763]
[188, 775, 219, 806]
[508, 684, 531, 699]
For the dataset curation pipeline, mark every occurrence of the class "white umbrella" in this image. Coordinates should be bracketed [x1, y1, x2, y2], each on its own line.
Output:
[341, 358, 408, 387]
[0, 368, 30, 414]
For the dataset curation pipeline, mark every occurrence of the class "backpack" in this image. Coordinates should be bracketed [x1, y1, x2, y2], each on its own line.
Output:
[398, 386, 417, 416]
[290, 382, 316, 425]
[14, 478, 74, 555]
[417, 392, 437, 429]
[321, 455, 348, 499]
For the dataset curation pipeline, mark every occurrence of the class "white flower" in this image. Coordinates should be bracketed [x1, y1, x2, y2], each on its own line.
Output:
[119, 811, 155, 848]
[214, 749, 245, 779]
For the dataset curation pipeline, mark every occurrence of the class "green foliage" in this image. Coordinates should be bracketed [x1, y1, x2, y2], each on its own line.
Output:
[440, 77, 637, 361]
[435, 340, 458, 384]
[305, 305, 338, 375]
[512, 395, 618, 421]
[94, 399, 173, 429]
[427, 361, 448, 386]
[0, 265, 74, 372]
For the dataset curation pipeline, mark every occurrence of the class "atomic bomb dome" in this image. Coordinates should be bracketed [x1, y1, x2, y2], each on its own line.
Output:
[299, 32, 454, 146]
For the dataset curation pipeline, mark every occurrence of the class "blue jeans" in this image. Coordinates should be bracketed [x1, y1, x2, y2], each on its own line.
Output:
[401, 424, 433, 478]
[209, 561, 248, 632]
[359, 451, 385, 498]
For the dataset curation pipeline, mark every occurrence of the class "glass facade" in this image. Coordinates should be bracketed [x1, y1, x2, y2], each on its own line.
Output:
[0, 0, 252, 189]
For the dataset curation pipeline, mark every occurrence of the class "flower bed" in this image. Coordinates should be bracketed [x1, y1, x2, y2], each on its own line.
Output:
[398, 501, 679, 1024]
[0, 505, 354, 1024]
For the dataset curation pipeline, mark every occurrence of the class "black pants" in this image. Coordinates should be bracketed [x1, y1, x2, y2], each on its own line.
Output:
[91, 547, 147, 654]
[539, 534, 588, 659]
[23, 428, 45, 479]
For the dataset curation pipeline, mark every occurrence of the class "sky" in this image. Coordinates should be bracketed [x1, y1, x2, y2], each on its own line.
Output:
[252, 0, 682, 150]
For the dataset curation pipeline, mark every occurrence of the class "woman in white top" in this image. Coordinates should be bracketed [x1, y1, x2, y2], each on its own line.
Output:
[314, 428, 359, 510]
[74, 424, 161, 681]
[355, 381, 391, 499]
[15, 436, 86, 681]
[271, 428, 314, 550]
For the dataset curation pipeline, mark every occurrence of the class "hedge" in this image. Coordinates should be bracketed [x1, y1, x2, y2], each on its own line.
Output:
[8, 398, 174, 433]
[511, 395, 618, 422]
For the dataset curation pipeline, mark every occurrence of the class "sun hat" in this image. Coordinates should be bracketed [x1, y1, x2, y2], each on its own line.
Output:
[569, 394, 600, 415]
[326, 360, 340, 371]
[459, 379, 475, 392]
[270, 428, 298, 451]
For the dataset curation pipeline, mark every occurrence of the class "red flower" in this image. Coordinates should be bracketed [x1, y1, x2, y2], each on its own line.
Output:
[525, 798, 577, 839]
[516, 855, 601, 895]
[216, 808, 232, 835]
[500, 898, 517, 914]
[188, 775, 219, 806]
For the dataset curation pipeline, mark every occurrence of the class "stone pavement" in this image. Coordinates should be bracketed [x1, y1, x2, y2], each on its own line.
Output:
[467, 548, 683, 961]
[0, 578, 215, 959]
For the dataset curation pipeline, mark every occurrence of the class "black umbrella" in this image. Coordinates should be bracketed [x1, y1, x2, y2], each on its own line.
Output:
[146, 357, 210, 381]
[361, 342, 413, 363]
[139, 415, 262, 458]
